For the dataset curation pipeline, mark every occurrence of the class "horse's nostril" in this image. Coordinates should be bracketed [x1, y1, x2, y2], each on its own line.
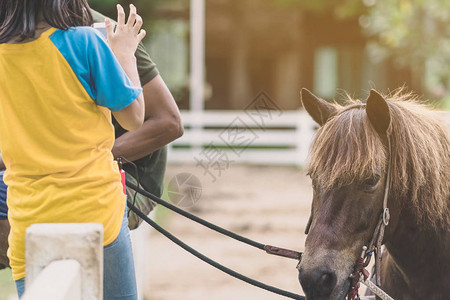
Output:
[316, 272, 336, 296]
[298, 268, 337, 298]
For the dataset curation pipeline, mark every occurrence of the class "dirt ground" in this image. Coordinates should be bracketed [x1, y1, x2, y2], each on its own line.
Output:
[138, 163, 312, 300]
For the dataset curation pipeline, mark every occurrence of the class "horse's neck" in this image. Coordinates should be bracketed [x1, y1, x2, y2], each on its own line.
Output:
[385, 208, 450, 278]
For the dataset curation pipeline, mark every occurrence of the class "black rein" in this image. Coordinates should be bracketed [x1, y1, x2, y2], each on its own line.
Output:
[125, 180, 305, 300]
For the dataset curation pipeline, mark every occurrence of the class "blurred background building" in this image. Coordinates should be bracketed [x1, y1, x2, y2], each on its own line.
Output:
[90, 0, 450, 110]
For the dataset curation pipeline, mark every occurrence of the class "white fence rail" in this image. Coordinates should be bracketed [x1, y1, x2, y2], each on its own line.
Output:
[168, 110, 317, 167]
[168, 110, 450, 167]
[22, 260, 82, 300]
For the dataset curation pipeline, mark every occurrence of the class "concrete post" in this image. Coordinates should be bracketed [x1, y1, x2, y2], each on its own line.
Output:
[25, 223, 103, 300]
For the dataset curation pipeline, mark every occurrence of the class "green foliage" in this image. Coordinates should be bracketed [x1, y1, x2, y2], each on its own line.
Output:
[365, 0, 450, 64]
[364, 0, 450, 102]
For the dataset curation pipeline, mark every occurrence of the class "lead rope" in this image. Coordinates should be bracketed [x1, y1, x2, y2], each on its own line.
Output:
[360, 277, 394, 300]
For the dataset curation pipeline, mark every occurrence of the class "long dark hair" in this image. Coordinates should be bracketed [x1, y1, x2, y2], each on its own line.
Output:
[0, 0, 93, 43]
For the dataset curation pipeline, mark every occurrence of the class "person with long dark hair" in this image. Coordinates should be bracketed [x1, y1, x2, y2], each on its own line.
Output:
[0, 1, 146, 298]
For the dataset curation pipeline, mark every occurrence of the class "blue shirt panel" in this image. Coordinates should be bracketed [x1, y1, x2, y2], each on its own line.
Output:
[0, 171, 7, 219]
[49, 27, 142, 111]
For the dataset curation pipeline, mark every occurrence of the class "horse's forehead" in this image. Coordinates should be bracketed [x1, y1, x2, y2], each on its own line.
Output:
[339, 103, 366, 113]
[309, 103, 388, 191]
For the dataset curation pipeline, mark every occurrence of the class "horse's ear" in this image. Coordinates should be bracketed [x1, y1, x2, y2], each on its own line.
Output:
[301, 88, 337, 126]
[366, 89, 391, 135]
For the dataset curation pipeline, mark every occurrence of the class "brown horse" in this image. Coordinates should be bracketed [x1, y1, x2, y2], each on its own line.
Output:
[298, 88, 450, 300]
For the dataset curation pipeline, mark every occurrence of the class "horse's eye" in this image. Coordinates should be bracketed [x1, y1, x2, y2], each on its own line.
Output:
[306, 173, 318, 188]
[362, 176, 380, 190]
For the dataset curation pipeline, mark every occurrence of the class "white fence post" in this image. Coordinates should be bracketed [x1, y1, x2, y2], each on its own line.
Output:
[24, 223, 103, 300]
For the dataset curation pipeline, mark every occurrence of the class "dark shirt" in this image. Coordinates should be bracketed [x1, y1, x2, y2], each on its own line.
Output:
[93, 9, 167, 198]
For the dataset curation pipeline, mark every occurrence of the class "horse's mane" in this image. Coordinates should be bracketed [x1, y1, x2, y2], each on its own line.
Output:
[308, 89, 450, 229]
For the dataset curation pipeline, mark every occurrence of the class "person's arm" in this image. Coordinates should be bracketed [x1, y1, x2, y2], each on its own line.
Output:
[112, 75, 183, 161]
[106, 4, 146, 131]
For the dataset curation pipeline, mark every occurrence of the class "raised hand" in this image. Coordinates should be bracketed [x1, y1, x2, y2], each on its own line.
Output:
[105, 4, 146, 59]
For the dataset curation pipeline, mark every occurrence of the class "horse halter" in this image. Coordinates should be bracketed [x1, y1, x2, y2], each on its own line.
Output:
[347, 131, 393, 300]
[366, 131, 392, 279]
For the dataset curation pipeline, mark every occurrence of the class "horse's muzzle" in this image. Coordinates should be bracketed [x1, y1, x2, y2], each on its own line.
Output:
[298, 266, 337, 298]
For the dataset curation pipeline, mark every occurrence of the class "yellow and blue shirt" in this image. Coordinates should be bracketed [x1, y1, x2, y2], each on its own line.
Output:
[0, 27, 142, 280]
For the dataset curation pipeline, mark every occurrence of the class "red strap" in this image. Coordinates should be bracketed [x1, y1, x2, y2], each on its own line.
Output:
[347, 257, 370, 300]
[120, 169, 126, 195]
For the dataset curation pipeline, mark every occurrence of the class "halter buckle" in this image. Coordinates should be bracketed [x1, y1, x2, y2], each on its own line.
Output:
[382, 208, 390, 226]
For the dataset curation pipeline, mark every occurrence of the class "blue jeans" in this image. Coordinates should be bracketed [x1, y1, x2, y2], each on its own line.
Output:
[0, 171, 8, 220]
[16, 209, 137, 300]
